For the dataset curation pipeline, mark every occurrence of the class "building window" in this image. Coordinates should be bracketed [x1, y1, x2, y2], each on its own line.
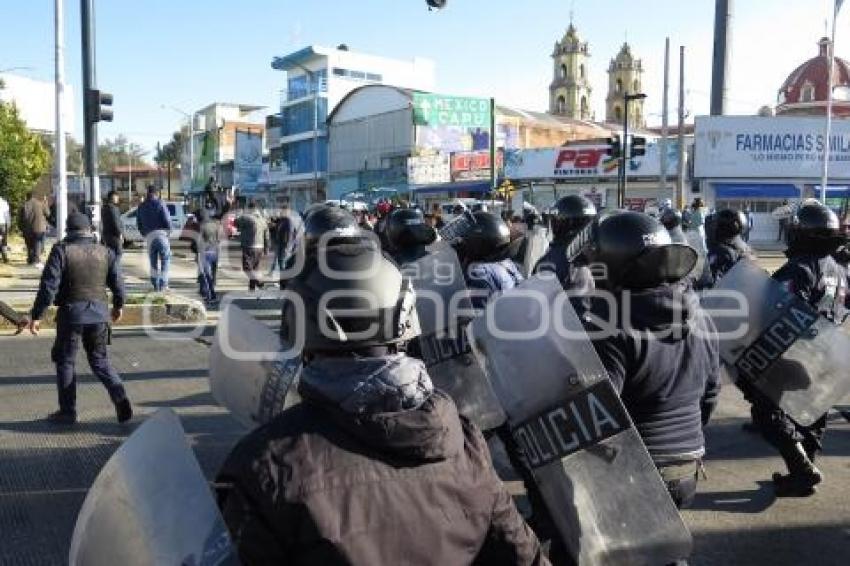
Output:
[614, 106, 623, 121]
[580, 96, 588, 118]
[801, 81, 815, 103]
[633, 79, 640, 92]
[616, 79, 623, 94]
[282, 98, 329, 136]
[560, 64, 568, 79]
[580, 64, 586, 79]
[557, 96, 566, 114]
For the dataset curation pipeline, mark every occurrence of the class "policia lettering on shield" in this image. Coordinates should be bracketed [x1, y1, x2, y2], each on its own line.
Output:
[26, 213, 132, 425]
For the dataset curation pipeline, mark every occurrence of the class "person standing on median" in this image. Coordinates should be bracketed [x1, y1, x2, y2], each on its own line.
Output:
[19, 191, 50, 267]
[0, 193, 10, 263]
[194, 208, 221, 305]
[27, 212, 132, 425]
[236, 200, 270, 291]
[136, 186, 172, 292]
[101, 190, 125, 259]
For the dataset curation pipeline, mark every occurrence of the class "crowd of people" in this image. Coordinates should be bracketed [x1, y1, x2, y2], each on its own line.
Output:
[3, 185, 848, 564]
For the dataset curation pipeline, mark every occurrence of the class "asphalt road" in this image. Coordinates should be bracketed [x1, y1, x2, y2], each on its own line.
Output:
[0, 244, 848, 565]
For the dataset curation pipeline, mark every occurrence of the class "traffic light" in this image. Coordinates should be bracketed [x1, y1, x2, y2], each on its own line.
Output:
[605, 135, 621, 159]
[631, 136, 647, 158]
[86, 88, 113, 123]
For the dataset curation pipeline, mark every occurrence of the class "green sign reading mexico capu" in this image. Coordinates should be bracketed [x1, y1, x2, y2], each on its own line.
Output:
[413, 93, 491, 128]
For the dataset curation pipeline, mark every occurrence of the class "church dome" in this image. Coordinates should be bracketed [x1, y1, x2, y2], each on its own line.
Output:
[776, 37, 850, 116]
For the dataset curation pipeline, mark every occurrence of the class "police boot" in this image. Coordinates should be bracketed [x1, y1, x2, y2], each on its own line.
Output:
[773, 442, 822, 497]
[802, 436, 821, 464]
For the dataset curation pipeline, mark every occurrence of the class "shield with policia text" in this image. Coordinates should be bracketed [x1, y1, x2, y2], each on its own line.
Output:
[467, 275, 691, 565]
[209, 304, 301, 429]
[405, 244, 506, 431]
[701, 259, 850, 426]
[69, 409, 238, 566]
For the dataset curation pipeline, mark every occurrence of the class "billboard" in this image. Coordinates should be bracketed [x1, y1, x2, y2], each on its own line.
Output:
[450, 150, 503, 182]
[407, 154, 451, 185]
[505, 142, 673, 181]
[695, 116, 850, 179]
[234, 130, 263, 191]
[413, 93, 492, 154]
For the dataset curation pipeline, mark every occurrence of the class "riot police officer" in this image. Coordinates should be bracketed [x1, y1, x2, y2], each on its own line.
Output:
[706, 208, 756, 285]
[748, 200, 847, 496]
[533, 195, 596, 292]
[455, 211, 524, 309]
[583, 211, 721, 509]
[385, 207, 437, 265]
[28, 213, 132, 425]
[217, 241, 546, 565]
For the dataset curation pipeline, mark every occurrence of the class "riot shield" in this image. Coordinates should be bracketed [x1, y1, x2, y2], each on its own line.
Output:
[684, 230, 707, 281]
[468, 275, 691, 565]
[69, 409, 237, 566]
[437, 210, 475, 244]
[404, 244, 506, 431]
[520, 226, 551, 278]
[209, 304, 301, 429]
[701, 259, 850, 426]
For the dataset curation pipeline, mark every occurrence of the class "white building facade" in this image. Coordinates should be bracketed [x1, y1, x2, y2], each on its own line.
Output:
[0, 72, 75, 135]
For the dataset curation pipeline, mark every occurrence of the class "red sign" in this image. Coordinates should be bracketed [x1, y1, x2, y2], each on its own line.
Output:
[451, 150, 504, 181]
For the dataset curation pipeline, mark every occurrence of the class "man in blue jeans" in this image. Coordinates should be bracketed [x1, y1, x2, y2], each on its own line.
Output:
[136, 186, 172, 291]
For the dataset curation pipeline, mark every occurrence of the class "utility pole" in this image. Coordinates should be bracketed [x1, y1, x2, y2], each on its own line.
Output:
[677, 46, 687, 208]
[489, 97, 497, 193]
[710, 0, 733, 115]
[54, 0, 68, 239]
[660, 37, 670, 199]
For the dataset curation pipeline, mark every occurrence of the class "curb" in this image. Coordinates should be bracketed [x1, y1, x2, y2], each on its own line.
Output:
[0, 301, 207, 330]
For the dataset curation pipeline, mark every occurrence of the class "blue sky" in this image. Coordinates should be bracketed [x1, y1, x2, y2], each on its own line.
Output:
[0, 0, 843, 155]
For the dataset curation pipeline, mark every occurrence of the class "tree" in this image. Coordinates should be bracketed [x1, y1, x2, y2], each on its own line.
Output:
[0, 100, 50, 222]
[154, 131, 184, 199]
[97, 135, 149, 173]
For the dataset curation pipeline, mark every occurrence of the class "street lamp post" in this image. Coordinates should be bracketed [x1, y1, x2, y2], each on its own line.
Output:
[619, 92, 647, 208]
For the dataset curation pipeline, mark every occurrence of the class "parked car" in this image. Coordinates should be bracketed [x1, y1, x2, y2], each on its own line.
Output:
[121, 201, 190, 247]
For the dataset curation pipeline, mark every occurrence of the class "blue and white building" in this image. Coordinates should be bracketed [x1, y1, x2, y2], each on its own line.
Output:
[268, 45, 435, 209]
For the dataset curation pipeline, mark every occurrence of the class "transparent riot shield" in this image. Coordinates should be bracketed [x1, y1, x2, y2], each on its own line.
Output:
[404, 244, 506, 431]
[701, 259, 850, 426]
[209, 305, 301, 429]
[468, 275, 691, 566]
[684, 230, 707, 281]
[69, 409, 238, 566]
[521, 226, 551, 278]
[437, 210, 475, 244]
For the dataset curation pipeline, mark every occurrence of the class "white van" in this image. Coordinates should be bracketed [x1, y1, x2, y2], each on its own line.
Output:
[121, 201, 190, 246]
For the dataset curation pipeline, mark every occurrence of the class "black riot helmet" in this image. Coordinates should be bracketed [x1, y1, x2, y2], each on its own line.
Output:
[590, 211, 698, 290]
[302, 206, 365, 252]
[714, 209, 748, 241]
[386, 208, 437, 251]
[550, 195, 597, 244]
[459, 211, 512, 262]
[788, 200, 844, 251]
[283, 242, 419, 353]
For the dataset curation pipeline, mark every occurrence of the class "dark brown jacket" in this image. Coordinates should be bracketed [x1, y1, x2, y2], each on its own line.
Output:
[20, 197, 49, 235]
[217, 390, 547, 566]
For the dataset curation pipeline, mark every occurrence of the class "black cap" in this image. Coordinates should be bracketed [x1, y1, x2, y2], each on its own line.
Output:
[66, 212, 91, 233]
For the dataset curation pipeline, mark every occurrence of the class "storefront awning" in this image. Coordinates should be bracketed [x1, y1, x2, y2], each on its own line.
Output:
[714, 183, 800, 199]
